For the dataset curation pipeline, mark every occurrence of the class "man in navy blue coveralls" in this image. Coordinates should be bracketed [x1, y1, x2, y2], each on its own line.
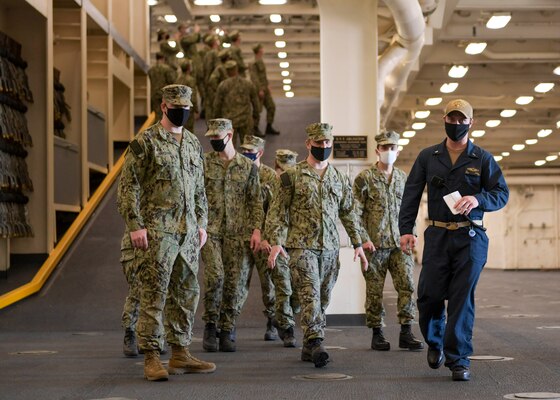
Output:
[398, 99, 509, 382]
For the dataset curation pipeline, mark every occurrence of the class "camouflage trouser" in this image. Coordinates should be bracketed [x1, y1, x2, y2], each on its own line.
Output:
[289, 249, 339, 343]
[271, 253, 299, 329]
[232, 123, 253, 149]
[151, 93, 163, 121]
[248, 250, 275, 320]
[363, 247, 416, 328]
[201, 236, 252, 332]
[258, 89, 276, 124]
[136, 229, 200, 351]
[120, 234, 140, 331]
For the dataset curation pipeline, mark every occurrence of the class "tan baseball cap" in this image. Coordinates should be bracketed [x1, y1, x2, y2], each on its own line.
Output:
[444, 99, 473, 119]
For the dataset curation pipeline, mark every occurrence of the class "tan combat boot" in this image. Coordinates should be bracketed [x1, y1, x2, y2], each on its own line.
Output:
[168, 345, 217, 374]
[144, 350, 169, 381]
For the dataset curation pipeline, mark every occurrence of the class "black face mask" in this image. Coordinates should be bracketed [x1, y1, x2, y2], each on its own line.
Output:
[310, 145, 332, 162]
[210, 136, 229, 152]
[166, 107, 190, 127]
[445, 122, 469, 142]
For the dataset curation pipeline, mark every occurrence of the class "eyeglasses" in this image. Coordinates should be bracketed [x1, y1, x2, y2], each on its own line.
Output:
[445, 115, 471, 125]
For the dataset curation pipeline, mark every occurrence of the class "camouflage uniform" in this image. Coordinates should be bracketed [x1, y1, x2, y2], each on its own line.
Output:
[205, 49, 230, 120]
[117, 85, 206, 352]
[213, 61, 260, 147]
[120, 232, 140, 332]
[159, 41, 178, 69]
[148, 62, 177, 120]
[228, 30, 247, 76]
[265, 123, 363, 344]
[201, 121, 264, 333]
[250, 45, 275, 125]
[179, 32, 204, 103]
[353, 146, 416, 329]
[175, 61, 198, 132]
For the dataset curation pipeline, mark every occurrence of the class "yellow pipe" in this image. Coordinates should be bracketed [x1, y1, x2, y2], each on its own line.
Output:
[0, 113, 155, 310]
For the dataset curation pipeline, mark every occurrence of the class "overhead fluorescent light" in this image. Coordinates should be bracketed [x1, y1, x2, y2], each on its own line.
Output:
[448, 65, 469, 78]
[471, 130, 485, 137]
[425, 97, 443, 106]
[281, 70, 289, 77]
[176, 52, 184, 59]
[500, 109, 517, 118]
[278, 52, 287, 59]
[147, 0, 158, 6]
[274, 28, 285, 36]
[515, 96, 534, 105]
[440, 83, 458, 93]
[285, 91, 294, 98]
[525, 139, 538, 145]
[209, 14, 221, 23]
[398, 138, 410, 146]
[554, 66, 560, 76]
[534, 83, 555, 93]
[194, 0, 223, 5]
[537, 129, 552, 138]
[164, 15, 177, 23]
[275, 40, 286, 48]
[411, 122, 426, 130]
[546, 155, 558, 162]
[557, 120, 560, 129]
[485, 120, 501, 128]
[535, 160, 546, 166]
[486, 13, 511, 30]
[260, 0, 287, 4]
[415, 110, 430, 119]
[512, 144, 525, 151]
[465, 42, 487, 55]
[494, 155, 503, 162]
[283, 85, 291, 91]
[222, 42, 231, 48]
[398, 146, 404, 151]
[403, 130, 416, 138]
[501, 152, 510, 157]
[168, 40, 176, 48]
[270, 14, 282, 23]
[279, 61, 289, 69]
[283, 79, 292, 84]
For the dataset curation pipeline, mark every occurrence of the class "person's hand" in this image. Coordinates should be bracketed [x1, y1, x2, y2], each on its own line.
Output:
[362, 241, 376, 253]
[260, 240, 272, 254]
[198, 228, 207, 249]
[354, 246, 368, 271]
[250, 229, 261, 253]
[400, 234, 417, 255]
[130, 229, 148, 250]
[454, 195, 479, 215]
[268, 245, 287, 270]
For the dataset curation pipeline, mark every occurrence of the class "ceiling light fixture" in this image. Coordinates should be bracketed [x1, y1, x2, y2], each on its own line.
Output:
[512, 144, 525, 151]
[275, 40, 286, 48]
[486, 13, 511, 30]
[259, 0, 287, 4]
[398, 138, 410, 146]
[270, 14, 282, 23]
[209, 15, 221, 23]
[278, 52, 287, 59]
[500, 109, 517, 118]
[274, 28, 285, 36]
[168, 40, 176, 48]
[283, 85, 291, 91]
[281, 71, 290, 77]
[279, 61, 289, 69]
[501, 152, 510, 157]
[485, 120, 501, 128]
[194, 0, 223, 5]
[147, 0, 158, 6]
[403, 130, 416, 138]
[425, 97, 443, 106]
[176, 52, 184, 59]
[448, 65, 469, 78]
[411, 122, 426, 130]
[534, 83, 555, 93]
[546, 155, 558, 162]
[525, 139, 538, 145]
[554, 66, 560, 76]
[285, 91, 294, 98]
[535, 160, 546, 166]
[537, 129, 552, 138]
[398, 146, 404, 151]
[465, 42, 487, 55]
[164, 15, 178, 23]
[515, 96, 534, 105]
[440, 83, 458, 93]
[471, 130, 485, 137]
[494, 155, 503, 162]
[415, 110, 430, 119]
[222, 43, 231, 48]
[283, 79, 291, 84]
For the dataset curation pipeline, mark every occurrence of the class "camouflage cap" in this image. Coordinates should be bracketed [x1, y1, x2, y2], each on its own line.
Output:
[218, 48, 231, 60]
[444, 98, 473, 119]
[241, 135, 265, 151]
[205, 118, 233, 137]
[224, 60, 237, 70]
[204, 34, 217, 46]
[229, 30, 240, 42]
[252, 43, 263, 53]
[161, 84, 193, 107]
[306, 122, 334, 141]
[275, 149, 298, 171]
[375, 130, 400, 145]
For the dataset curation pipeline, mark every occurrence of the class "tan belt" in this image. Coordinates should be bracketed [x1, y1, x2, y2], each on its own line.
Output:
[428, 220, 483, 230]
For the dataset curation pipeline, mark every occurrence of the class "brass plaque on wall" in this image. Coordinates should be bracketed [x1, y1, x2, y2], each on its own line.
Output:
[333, 136, 368, 159]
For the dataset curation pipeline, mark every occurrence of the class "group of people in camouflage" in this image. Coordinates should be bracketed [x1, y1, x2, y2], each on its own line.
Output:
[149, 24, 280, 143]
[117, 85, 424, 381]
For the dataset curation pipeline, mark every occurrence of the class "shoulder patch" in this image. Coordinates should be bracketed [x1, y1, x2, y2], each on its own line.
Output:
[280, 172, 292, 188]
[129, 140, 144, 158]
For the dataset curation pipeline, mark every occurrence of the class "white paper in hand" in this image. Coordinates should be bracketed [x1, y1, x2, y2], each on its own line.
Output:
[443, 191, 462, 215]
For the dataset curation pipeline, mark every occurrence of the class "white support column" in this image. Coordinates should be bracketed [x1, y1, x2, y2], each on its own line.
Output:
[318, 0, 378, 320]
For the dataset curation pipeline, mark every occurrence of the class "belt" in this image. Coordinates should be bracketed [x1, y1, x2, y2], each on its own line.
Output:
[428, 220, 483, 230]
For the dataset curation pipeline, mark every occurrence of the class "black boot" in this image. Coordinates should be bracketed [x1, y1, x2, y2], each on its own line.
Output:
[219, 330, 236, 352]
[399, 324, 424, 351]
[371, 328, 390, 351]
[123, 329, 138, 357]
[266, 123, 280, 135]
[254, 126, 265, 138]
[264, 318, 278, 341]
[309, 338, 329, 368]
[203, 323, 218, 352]
[283, 326, 296, 348]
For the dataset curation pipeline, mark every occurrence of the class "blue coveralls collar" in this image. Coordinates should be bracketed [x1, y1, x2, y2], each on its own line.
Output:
[433, 139, 479, 171]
